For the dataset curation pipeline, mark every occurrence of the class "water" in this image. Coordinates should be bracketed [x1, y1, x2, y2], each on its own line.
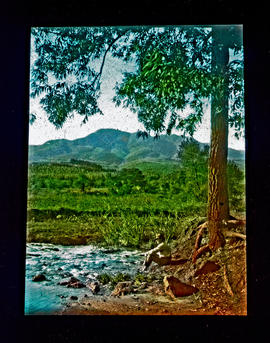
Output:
[25, 243, 144, 314]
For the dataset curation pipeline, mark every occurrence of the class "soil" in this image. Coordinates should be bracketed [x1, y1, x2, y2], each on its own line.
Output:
[61, 219, 247, 316]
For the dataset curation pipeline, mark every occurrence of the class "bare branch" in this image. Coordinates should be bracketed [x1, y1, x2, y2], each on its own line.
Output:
[92, 34, 126, 87]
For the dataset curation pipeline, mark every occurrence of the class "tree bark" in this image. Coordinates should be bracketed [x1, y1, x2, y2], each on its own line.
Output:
[208, 27, 230, 251]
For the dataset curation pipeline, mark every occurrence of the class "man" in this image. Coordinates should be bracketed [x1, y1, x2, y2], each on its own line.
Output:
[143, 233, 172, 270]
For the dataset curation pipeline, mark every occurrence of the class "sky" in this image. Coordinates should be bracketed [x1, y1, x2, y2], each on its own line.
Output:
[29, 30, 245, 151]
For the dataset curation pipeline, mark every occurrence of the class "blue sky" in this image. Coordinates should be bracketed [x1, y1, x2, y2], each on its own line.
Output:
[29, 28, 245, 150]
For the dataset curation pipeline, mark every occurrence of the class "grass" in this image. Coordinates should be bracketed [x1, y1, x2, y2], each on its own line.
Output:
[26, 161, 245, 248]
[26, 211, 205, 248]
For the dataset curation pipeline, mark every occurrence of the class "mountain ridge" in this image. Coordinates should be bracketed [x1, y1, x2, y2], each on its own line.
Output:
[28, 128, 245, 167]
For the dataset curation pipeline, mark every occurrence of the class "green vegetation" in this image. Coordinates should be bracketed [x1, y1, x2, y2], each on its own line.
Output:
[97, 272, 131, 287]
[27, 141, 245, 248]
[96, 272, 158, 289]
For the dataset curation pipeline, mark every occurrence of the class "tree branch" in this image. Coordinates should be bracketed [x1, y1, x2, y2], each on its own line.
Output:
[92, 34, 126, 87]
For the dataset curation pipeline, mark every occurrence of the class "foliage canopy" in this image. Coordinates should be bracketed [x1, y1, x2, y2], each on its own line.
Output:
[31, 26, 244, 138]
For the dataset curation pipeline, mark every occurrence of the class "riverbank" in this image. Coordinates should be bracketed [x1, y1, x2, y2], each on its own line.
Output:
[55, 221, 247, 316]
[25, 214, 247, 316]
[60, 293, 209, 315]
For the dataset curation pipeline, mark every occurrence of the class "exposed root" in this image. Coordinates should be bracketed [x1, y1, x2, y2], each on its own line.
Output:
[192, 218, 246, 264]
[223, 265, 234, 296]
[224, 219, 246, 230]
[194, 223, 207, 250]
[192, 244, 210, 264]
[169, 258, 189, 266]
[223, 230, 246, 240]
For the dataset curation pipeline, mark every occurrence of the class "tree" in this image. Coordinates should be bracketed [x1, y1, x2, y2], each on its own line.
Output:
[30, 25, 244, 252]
[177, 138, 209, 202]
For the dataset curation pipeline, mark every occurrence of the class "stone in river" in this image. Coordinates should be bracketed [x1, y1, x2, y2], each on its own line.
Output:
[45, 246, 60, 251]
[70, 296, 78, 300]
[32, 274, 47, 282]
[102, 248, 121, 254]
[58, 276, 86, 288]
[88, 281, 100, 294]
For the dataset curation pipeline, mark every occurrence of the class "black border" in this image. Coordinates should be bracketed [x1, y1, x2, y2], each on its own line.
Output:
[1, 1, 270, 342]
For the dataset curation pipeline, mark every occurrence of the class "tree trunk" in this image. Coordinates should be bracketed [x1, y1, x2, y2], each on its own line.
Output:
[208, 27, 230, 251]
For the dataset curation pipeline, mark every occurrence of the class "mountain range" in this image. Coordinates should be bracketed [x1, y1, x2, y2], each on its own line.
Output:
[28, 128, 245, 168]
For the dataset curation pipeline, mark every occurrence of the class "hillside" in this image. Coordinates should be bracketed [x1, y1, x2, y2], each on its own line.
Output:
[28, 129, 245, 168]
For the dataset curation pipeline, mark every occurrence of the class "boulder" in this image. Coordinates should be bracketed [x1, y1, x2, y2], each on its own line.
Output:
[58, 276, 86, 288]
[32, 274, 46, 282]
[67, 281, 86, 288]
[88, 281, 100, 294]
[194, 261, 220, 277]
[111, 281, 133, 296]
[163, 276, 199, 298]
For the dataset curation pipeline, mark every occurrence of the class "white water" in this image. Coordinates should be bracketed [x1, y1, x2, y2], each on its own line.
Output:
[25, 243, 144, 314]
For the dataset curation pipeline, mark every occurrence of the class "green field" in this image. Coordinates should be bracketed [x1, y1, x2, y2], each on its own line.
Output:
[27, 151, 245, 248]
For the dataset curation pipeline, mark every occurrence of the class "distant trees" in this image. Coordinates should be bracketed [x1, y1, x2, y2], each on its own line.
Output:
[107, 168, 147, 195]
[177, 138, 245, 212]
[177, 138, 209, 201]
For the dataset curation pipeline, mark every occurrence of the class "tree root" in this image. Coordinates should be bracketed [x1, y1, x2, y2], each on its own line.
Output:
[223, 265, 234, 296]
[223, 230, 246, 240]
[194, 222, 208, 250]
[192, 244, 210, 264]
[169, 258, 189, 266]
[192, 219, 246, 264]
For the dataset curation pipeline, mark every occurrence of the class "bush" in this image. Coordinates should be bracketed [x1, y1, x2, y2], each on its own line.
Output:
[97, 272, 131, 287]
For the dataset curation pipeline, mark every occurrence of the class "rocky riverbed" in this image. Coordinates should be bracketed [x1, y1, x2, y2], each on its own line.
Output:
[25, 243, 145, 314]
[25, 227, 247, 316]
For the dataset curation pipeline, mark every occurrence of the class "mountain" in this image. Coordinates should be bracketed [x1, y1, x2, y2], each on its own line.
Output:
[28, 128, 245, 168]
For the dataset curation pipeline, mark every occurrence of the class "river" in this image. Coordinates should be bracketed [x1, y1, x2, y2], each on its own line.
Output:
[25, 243, 144, 315]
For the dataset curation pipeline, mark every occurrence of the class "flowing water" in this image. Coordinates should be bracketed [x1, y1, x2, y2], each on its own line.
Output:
[25, 243, 144, 315]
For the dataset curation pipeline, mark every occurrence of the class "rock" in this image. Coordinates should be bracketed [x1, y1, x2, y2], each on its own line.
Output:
[70, 296, 78, 300]
[88, 281, 100, 294]
[61, 272, 73, 278]
[45, 246, 60, 251]
[67, 281, 86, 289]
[194, 261, 220, 277]
[147, 284, 164, 296]
[58, 280, 69, 286]
[32, 274, 46, 282]
[138, 282, 147, 290]
[163, 276, 199, 298]
[102, 248, 120, 254]
[111, 281, 133, 296]
[58, 276, 86, 288]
